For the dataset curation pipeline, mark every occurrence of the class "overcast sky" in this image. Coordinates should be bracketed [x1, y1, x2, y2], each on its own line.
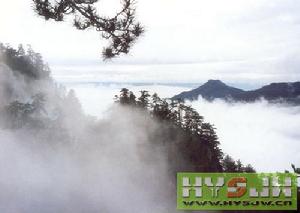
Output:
[1, 0, 300, 85]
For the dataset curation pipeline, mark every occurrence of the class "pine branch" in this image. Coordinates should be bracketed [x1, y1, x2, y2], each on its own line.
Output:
[32, 0, 144, 59]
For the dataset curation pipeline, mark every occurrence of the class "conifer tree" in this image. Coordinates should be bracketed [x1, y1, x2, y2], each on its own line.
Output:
[118, 88, 132, 105]
[115, 88, 137, 106]
[190, 108, 203, 134]
[183, 105, 193, 132]
[151, 93, 161, 116]
[32, 93, 46, 115]
[137, 90, 150, 109]
[128, 91, 136, 105]
[222, 155, 237, 172]
[169, 99, 180, 125]
[5, 101, 34, 129]
[17, 44, 25, 56]
[200, 123, 223, 170]
[158, 99, 170, 120]
[177, 99, 185, 126]
[236, 159, 243, 172]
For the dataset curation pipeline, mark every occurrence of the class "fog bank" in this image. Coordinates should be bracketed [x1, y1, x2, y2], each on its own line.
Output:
[190, 98, 300, 172]
[0, 65, 176, 212]
[66, 83, 300, 172]
[0, 106, 175, 213]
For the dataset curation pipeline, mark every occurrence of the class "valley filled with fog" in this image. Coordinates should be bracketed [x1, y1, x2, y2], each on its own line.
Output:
[65, 82, 300, 172]
[1, 0, 300, 211]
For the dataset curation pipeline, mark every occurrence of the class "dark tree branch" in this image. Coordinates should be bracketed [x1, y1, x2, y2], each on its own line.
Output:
[32, 0, 144, 59]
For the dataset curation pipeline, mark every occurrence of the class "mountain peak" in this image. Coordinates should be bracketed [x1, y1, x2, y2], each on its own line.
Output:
[172, 80, 300, 104]
[207, 79, 223, 84]
[204, 79, 226, 87]
[172, 80, 244, 101]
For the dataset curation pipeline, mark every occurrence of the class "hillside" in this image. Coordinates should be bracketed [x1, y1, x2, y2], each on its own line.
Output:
[172, 80, 244, 101]
[172, 80, 300, 104]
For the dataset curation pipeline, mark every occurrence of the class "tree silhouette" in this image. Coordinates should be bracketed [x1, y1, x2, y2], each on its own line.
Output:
[5, 101, 34, 128]
[222, 155, 237, 172]
[150, 94, 171, 120]
[118, 88, 130, 104]
[181, 106, 203, 134]
[32, 0, 144, 59]
[137, 90, 150, 109]
[114, 89, 255, 173]
[17, 44, 25, 56]
[32, 93, 47, 115]
[115, 88, 137, 106]
[222, 155, 255, 173]
[200, 123, 223, 171]
[151, 93, 161, 115]
[0, 43, 50, 79]
[128, 91, 137, 105]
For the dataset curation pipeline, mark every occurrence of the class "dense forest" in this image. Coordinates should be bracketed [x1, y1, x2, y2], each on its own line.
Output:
[1, 43, 299, 212]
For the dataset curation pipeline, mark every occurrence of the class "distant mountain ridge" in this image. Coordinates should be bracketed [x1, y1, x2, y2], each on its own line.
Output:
[172, 80, 300, 104]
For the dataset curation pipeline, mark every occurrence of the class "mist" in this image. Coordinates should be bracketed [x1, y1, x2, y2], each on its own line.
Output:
[68, 83, 191, 118]
[0, 107, 176, 213]
[1, 46, 299, 212]
[66, 83, 300, 173]
[0, 65, 177, 212]
[189, 98, 300, 172]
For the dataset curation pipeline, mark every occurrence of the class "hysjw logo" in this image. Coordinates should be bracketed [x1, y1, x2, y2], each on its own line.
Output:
[177, 173, 298, 211]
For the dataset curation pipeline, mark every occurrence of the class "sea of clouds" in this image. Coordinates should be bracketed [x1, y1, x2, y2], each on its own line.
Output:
[66, 82, 300, 173]
[1, 60, 299, 212]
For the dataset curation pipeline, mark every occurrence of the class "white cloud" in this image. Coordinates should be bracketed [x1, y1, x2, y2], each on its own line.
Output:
[51, 60, 300, 88]
[190, 98, 300, 172]
[1, 0, 300, 84]
[66, 83, 300, 172]
[66, 83, 192, 118]
[2, 0, 300, 69]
